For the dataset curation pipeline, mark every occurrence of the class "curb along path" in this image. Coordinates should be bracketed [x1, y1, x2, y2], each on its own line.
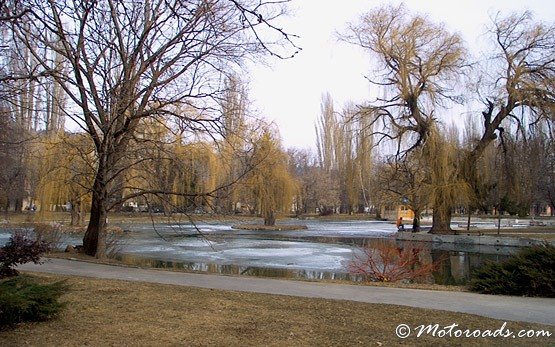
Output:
[19, 258, 555, 326]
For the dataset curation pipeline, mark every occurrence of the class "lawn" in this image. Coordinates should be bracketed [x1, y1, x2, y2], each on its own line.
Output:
[0, 273, 553, 346]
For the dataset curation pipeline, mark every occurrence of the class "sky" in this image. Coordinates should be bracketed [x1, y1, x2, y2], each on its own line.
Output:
[247, 0, 555, 150]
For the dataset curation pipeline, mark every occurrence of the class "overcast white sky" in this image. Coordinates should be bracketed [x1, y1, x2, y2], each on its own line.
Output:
[247, 1, 555, 150]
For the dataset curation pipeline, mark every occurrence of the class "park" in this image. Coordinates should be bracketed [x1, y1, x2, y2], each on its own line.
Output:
[1, 0, 554, 345]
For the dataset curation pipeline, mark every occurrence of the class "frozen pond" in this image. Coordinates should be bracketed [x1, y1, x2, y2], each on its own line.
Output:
[110, 219, 514, 284]
[1, 219, 517, 284]
[113, 220, 397, 277]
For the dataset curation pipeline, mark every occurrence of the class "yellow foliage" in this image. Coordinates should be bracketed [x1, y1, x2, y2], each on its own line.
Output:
[422, 126, 471, 212]
[33, 132, 94, 213]
[246, 130, 299, 217]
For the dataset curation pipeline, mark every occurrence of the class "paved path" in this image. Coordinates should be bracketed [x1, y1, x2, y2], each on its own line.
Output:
[19, 258, 555, 326]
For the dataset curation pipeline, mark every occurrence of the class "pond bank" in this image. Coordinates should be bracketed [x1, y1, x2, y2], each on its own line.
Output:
[232, 224, 308, 231]
[396, 232, 555, 247]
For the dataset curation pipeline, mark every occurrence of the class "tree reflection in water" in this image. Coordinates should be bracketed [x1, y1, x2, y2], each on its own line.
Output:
[115, 243, 511, 285]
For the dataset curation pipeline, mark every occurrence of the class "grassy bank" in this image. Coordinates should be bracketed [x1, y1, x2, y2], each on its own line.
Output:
[0, 273, 552, 346]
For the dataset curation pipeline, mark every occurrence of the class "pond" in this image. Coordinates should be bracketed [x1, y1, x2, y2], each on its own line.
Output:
[1, 219, 517, 285]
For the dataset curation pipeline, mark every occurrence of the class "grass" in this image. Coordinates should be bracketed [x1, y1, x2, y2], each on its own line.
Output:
[0, 273, 553, 346]
[478, 228, 555, 242]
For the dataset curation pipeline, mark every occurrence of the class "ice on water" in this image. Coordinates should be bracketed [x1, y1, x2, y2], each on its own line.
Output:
[119, 220, 394, 271]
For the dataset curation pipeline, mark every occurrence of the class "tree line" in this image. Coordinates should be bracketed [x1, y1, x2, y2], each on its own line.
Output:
[305, 4, 554, 233]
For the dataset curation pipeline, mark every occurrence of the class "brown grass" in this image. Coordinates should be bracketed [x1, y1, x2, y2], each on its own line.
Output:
[478, 228, 555, 241]
[0, 273, 553, 347]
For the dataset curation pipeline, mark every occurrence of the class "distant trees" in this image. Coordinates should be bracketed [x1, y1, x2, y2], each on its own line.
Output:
[1, 1, 552, 250]
[0, 2, 67, 214]
[311, 94, 375, 215]
[0, 112, 26, 212]
[536, 127, 555, 215]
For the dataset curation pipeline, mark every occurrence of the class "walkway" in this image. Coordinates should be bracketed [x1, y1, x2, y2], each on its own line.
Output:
[19, 258, 555, 326]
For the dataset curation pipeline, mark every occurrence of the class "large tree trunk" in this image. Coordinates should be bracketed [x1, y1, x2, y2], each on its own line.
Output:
[83, 165, 109, 258]
[430, 206, 454, 234]
[264, 210, 276, 226]
[83, 194, 107, 258]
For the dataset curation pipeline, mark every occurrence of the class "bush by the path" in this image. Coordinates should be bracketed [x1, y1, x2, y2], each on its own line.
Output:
[0, 231, 51, 278]
[469, 244, 555, 297]
[0, 275, 68, 329]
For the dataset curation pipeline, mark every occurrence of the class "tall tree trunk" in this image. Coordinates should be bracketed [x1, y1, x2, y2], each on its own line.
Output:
[430, 206, 454, 234]
[83, 167, 108, 258]
[70, 198, 82, 226]
[264, 210, 275, 226]
[83, 193, 107, 258]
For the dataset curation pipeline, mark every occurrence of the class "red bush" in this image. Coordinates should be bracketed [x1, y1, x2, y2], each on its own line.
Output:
[348, 240, 444, 282]
[0, 231, 51, 278]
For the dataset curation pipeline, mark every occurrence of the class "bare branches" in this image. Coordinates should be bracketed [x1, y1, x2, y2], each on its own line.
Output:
[0, 0, 30, 23]
[471, 11, 555, 163]
[8, 0, 298, 256]
[227, 0, 301, 59]
[341, 3, 468, 156]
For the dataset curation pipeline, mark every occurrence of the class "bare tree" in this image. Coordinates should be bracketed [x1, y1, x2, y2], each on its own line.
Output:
[375, 153, 428, 223]
[341, 3, 468, 156]
[13, 0, 298, 257]
[343, 5, 555, 233]
[468, 12, 555, 161]
[459, 11, 555, 224]
[0, 0, 29, 23]
[0, 103, 26, 212]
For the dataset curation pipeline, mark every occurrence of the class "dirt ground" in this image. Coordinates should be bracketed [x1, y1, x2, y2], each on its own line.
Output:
[0, 273, 553, 347]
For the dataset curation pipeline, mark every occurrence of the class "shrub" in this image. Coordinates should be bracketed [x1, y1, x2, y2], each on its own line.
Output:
[348, 240, 444, 283]
[0, 231, 51, 278]
[469, 244, 555, 297]
[0, 275, 68, 329]
[33, 223, 68, 250]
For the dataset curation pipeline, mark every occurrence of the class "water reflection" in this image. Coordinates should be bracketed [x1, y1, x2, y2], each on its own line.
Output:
[1, 221, 516, 285]
[115, 253, 363, 282]
[114, 243, 510, 286]
[432, 250, 509, 285]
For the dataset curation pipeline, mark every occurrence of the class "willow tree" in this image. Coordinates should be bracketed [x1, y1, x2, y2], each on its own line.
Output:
[342, 4, 467, 232]
[246, 130, 298, 226]
[34, 132, 94, 225]
[13, 0, 298, 257]
[462, 11, 555, 214]
[343, 5, 555, 233]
